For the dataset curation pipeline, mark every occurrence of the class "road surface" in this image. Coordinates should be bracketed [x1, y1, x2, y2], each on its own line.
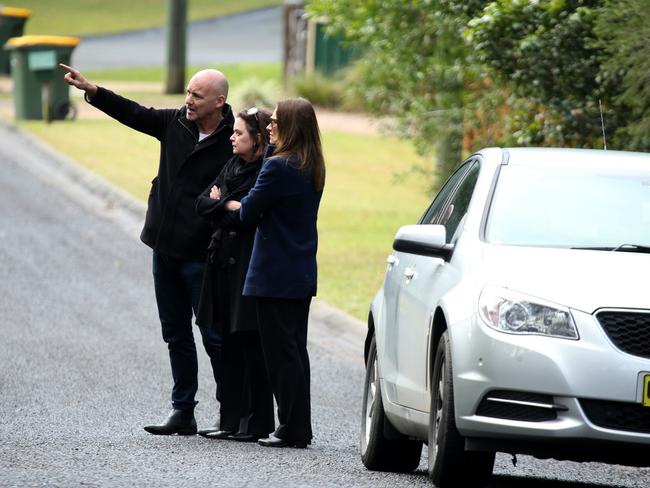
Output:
[71, 7, 282, 70]
[0, 121, 648, 486]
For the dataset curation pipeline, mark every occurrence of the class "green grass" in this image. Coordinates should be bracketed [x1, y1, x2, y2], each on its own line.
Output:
[77, 62, 283, 114]
[19, 0, 283, 37]
[318, 132, 431, 318]
[85, 63, 282, 86]
[20, 120, 432, 320]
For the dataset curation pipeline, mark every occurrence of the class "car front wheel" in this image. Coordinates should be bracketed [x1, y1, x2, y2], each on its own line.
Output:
[428, 331, 495, 487]
[360, 334, 423, 472]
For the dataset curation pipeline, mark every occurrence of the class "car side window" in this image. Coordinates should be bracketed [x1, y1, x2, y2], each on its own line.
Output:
[440, 161, 480, 243]
[419, 162, 471, 225]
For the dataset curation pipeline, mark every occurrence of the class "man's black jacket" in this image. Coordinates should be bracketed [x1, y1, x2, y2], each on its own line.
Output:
[88, 87, 234, 261]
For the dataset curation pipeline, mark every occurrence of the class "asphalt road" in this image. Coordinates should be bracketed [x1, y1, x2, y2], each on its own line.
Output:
[1, 120, 649, 487]
[71, 7, 282, 70]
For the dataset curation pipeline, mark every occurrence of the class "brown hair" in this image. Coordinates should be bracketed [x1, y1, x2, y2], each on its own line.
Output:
[272, 98, 326, 192]
[237, 107, 271, 161]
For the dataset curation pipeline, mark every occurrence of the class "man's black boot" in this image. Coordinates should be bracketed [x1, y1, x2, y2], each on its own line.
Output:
[143, 409, 197, 435]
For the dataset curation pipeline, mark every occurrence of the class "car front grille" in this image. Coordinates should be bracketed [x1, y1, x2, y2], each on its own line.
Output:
[475, 390, 559, 422]
[595, 310, 650, 359]
[580, 398, 650, 434]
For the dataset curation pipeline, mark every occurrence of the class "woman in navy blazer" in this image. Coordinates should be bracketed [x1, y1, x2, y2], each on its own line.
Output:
[225, 98, 325, 448]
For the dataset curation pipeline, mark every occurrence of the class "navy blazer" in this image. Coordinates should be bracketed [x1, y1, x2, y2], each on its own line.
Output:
[240, 151, 322, 299]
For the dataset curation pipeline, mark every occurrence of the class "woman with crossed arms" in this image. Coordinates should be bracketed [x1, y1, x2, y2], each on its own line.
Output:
[225, 98, 325, 448]
[195, 107, 275, 442]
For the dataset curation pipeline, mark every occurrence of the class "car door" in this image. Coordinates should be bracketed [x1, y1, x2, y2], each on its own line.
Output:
[391, 161, 481, 411]
[380, 165, 468, 405]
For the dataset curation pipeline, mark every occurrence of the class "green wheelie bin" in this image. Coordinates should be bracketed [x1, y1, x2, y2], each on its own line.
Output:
[0, 6, 31, 75]
[4, 35, 80, 121]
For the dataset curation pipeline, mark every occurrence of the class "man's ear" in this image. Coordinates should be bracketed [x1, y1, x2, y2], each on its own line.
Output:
[216, 94, 226, 109]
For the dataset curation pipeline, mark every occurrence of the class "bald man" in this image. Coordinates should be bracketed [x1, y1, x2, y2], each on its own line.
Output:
[62, 65, 232, 436]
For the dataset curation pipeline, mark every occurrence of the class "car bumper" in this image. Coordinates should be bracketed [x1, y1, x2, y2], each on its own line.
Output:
[452, 308, 650, 446]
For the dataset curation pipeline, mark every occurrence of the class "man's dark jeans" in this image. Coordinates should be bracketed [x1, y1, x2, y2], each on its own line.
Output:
[152, 251, 221, 410]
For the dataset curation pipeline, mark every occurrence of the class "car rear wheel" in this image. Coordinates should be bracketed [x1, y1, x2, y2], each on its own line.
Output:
[428, 331, 495, 487]
[360, 334, 423, 472]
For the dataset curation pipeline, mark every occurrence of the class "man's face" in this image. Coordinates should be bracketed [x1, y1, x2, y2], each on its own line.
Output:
[185, 74, 223, 123]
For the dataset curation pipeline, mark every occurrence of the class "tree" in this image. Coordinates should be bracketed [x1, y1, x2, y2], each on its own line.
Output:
[165, 0, 187, 94]
[595, 0, 650, 151]
[309, 0, 650, 187]
[465, 0, 622, 149]
[308, 1, 486, 187]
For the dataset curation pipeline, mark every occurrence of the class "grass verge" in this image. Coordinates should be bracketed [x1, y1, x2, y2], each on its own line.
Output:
[85, 63, 282, 86]
[20, 0, 283, 37]
[20, 119, 432, 320]
[318, 131, 431, 319]
[76, 63, 283, 113]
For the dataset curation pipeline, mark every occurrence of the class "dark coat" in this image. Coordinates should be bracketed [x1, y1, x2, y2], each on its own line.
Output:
[195, 155, 263, 332]
[88, 87, 234, 261]
[240, 148, 323, 299]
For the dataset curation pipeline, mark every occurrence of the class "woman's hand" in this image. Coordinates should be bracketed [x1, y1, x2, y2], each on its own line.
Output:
[225, 200, 241, 211]
[209, 185, 221, 200]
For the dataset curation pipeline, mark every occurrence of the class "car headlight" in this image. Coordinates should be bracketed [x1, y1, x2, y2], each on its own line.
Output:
[478, 286, 579, 339]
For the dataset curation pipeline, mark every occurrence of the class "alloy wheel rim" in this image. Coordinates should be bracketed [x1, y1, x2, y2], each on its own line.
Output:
[364, 356, 378, 446]
[433, 354, 445, 459]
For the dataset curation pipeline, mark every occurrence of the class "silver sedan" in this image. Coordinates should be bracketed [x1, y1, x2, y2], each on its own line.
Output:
[361, 147, 650, 487]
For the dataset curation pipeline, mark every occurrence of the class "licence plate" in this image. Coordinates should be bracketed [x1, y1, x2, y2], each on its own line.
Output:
[644, 374, 650, 407]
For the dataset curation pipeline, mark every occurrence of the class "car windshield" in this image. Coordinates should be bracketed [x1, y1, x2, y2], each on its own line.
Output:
[485, 162, 650, 248]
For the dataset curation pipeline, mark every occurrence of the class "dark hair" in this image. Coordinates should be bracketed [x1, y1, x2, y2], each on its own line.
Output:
[273, 98, 326, 192]
[237, 107, 271, 160]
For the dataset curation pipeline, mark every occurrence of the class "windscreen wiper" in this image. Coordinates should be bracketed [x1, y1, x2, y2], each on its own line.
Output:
[570, 244, 650, 253]
[611, 244, 650, 254]
[570, 246, 614, 251]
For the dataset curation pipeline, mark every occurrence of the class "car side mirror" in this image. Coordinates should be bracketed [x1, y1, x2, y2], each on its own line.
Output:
[392, 224, 453, 261]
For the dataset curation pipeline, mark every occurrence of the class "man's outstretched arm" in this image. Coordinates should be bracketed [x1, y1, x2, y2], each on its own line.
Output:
[60, 63, 173, 139]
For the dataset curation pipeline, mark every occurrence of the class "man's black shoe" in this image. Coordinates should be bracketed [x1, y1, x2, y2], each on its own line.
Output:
[143, 409, 197, 436]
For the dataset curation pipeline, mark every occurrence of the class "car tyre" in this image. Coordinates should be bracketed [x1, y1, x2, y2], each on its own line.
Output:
[428, 331, 495, 487]
[360, 334, 423, 472]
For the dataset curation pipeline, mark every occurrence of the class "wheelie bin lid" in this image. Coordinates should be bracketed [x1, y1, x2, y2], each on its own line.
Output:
[0, 7, 33, 18]
[5, 35, 80, 49]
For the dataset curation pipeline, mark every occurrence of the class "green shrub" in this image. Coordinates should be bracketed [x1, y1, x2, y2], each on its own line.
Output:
[231, 77, 280, 112]
[291, 67, 369, 112]
[291, 72, 344, 108]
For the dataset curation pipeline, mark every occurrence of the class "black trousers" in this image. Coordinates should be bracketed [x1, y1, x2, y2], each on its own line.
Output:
[256, 297, 313, 443]
[152, 252, 221, 410]
[219, 331, 275, 435]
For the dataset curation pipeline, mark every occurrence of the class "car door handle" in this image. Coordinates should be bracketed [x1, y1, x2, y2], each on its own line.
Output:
[404, 267, 416, 279]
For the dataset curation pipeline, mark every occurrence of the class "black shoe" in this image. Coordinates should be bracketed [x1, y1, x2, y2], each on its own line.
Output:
[202, 430, 234, 440]
[197, 422, 220, 436]
[258, 434, 308, 449]
[143, 409, 197, 436]
[230, 432, 265, 442]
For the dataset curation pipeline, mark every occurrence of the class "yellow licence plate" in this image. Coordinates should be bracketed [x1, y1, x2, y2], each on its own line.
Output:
[644, 374, 650, 407]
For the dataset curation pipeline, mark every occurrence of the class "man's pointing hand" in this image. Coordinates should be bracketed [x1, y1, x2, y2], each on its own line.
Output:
[60, 63, 98, 98]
